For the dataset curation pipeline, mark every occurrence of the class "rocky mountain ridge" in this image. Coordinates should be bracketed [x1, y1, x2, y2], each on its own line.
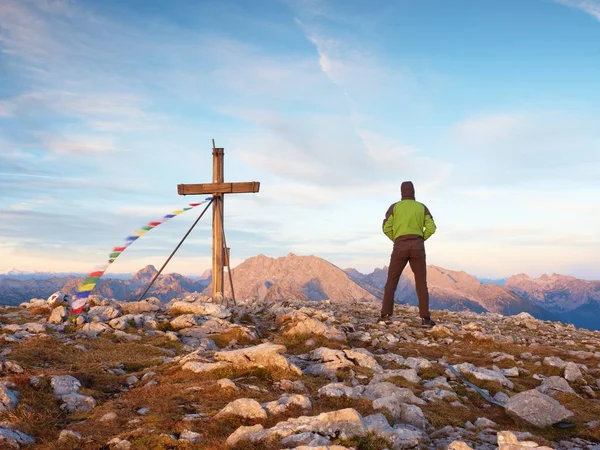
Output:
[1, 255, 598, 330]
[0, 293, 599, 449]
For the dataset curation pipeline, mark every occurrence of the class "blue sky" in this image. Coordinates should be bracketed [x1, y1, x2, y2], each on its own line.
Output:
[1, 0, 599, 279]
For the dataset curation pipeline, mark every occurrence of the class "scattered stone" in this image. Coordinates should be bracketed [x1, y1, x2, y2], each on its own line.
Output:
[58, 430, 83, 444]
[60, 393, 97, 412]
[263, 394, 312, 415]
[215, 398, 267, 420]
[0, 383, 19, 412]
[543, 356, 567, 369]
[564, 361, 583, 382]
[343, 348, 383, 372]
[453, 362, 514, 389]
[179, 429, 202, 443]
[170, 301, 231, 318]
[0, 427, 35, 448]
[505, 389, 574, 428]
[474, 417, 497, 428]
[214, 343, 301, 375]
[137, 407, 150, 415]
[107, 437, 132, 449]
[51, 375, 81, 397]
[536, 376, 577, 397]
[100, 412, 118, 422]
[284, 316, 346, 341]
[48, 306, 67, 324]
[217, 378, 238, 390]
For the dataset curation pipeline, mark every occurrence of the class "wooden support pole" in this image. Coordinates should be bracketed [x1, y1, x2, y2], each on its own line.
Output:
[212, 147, 225, 299]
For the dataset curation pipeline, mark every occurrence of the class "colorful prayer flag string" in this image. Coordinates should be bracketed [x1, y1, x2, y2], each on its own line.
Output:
[70, 198, 212, 314]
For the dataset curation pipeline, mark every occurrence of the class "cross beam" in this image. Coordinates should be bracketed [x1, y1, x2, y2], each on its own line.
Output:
[177, 144, 260, 300]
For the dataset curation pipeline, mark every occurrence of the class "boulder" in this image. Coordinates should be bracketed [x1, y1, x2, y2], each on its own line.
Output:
[284, 317, 346, 341]
[263, 394, 312, 416]
[452, 362, 514, 389]
[170, 314, 203, 330]
[536, 376, 577, 397]
[181, 361, 231, 374]
[48, 306, 67, 324]
[121, 298, 162, 315]
[0, 383, 19, 412]
[372, 396, 429, 429]
[504, 389, 574, 428]
[564, 362, 583, 383]
[51, 375, 81, 397]
[0, 427, 35, 447]
[317, 383, 363, 400]
[215, 398, 267, 420]
[169, 301, 231, 318]
[215, 343, 301, 375]
[343, 348, 383, 373]
[60, 393, 96, 412]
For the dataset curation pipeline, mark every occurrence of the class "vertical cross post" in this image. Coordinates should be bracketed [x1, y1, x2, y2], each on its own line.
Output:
[212, 144, 224, 299]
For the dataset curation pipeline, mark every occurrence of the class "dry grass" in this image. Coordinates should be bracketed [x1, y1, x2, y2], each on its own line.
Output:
[273, 332, 346, 355]
[334, 432, 393, 450]
[210, 327, 257, 348]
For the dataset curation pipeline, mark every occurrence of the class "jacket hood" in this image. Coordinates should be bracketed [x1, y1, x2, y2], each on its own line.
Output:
[401, 181, 415, 200]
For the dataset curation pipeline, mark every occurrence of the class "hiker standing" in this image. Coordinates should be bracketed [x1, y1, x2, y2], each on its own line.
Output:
[381, 181, 437, 326]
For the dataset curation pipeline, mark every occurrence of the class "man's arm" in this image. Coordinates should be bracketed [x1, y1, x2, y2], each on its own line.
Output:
[382, 203, 395, 241]
[423, 205, 436, 241]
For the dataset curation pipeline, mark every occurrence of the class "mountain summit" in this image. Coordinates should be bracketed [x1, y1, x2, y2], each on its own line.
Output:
[208, 253, 377, 302]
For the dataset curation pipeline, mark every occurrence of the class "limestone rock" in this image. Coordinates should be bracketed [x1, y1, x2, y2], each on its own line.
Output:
[60, 393, 96, 412]
[87, 306, 121, 322]
[121, 298, 162, 315]
[372, 396, 429, 429]
[343, 348, 383, 372]
[453, 362, 514, 389]
[536, 376, 577, 397]
[0, 427, 35, 448]
[0, 383, 19, 412]
[543, 356, 567, 369]
[215, 398, 267, 420]
[318, 383, 363, 399]
[182, 361, 231, 374]
[564, 362, 583, 382]
[504, 389, 574, 427]
[364, 382, 425, 405]
[170, 314, 203, 330]
[51, 375, 81, 397]
[371, 368, 421, 384]
[225, 424, 264, 448]
[217, 378, 238, 390]
[215, 343, 301, 375]
[58, 430, 83, 443]
[448, 442, 474, 450]
[170, 301, 231, 318]
[48, 306, 67, 324]
[107, 437, 132, 449]
[284, 316, 346, 341]
[179, 429, 202, 443]
[263, 394, 312, 416]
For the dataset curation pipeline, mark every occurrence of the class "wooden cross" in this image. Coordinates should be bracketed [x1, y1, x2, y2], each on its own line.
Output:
[177, 141, 260, 299]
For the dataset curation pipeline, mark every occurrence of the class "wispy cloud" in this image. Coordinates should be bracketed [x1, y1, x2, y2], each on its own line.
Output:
[557, 0, 600, 21]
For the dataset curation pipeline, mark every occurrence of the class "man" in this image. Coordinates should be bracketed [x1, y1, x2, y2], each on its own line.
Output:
[381, 181, 437, 326]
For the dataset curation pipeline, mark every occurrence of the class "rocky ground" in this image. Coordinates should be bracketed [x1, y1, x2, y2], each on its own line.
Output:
[0, 295, 599, 450]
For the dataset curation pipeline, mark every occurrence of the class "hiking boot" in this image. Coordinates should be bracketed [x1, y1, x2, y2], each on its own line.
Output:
[421, 317, 436, 327]
[379, 314, 393, 324]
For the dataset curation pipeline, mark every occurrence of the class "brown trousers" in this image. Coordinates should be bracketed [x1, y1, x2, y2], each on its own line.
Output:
[381, 237, 430, 318]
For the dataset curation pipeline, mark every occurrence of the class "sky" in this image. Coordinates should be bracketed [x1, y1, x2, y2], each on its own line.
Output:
[1, 0, 599, 280]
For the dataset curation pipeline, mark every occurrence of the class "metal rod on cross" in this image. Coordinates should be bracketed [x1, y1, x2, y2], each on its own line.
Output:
[137, 198, 214, 301]
[177, 140, 260, 300]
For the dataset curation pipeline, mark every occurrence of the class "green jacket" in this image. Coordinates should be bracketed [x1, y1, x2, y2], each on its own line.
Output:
[382, 200, 437, 242]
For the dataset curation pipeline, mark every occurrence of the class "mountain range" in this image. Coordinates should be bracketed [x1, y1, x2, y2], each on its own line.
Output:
[1, 254, 598, 330]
